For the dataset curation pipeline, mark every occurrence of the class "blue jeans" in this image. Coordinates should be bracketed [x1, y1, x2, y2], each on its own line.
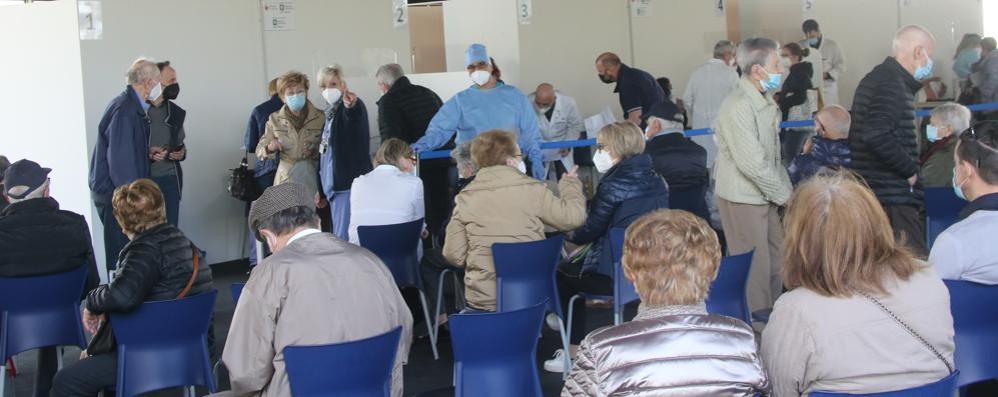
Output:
[152, 174, 181, 226]
[330, 190, 351, 241]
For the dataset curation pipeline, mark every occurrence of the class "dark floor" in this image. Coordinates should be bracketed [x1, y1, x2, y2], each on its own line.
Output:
[8, 261, 619, 397]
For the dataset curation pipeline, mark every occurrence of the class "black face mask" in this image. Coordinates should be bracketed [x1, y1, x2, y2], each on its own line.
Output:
[598, 73, 615, 84]
[163, 83, 180, 100]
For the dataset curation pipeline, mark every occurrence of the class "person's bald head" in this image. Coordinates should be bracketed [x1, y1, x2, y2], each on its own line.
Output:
[892, 25, 936, 76]
[815, 105, 851, 140]
[535, 83, 555, 108]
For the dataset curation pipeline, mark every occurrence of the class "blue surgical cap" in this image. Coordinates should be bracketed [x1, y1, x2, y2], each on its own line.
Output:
[465, 44, 489, 67]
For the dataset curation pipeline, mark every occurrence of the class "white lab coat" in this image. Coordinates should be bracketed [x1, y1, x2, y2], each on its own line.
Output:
[527, 91, 583, 173]
[800, 37, 846, 106]
[347, 165, 424, 245]
[682, 58, 739, 167]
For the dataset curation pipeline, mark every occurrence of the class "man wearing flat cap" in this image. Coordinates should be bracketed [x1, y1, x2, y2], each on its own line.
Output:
[219, 182, 412, 397]
[0, 159, 100, 396]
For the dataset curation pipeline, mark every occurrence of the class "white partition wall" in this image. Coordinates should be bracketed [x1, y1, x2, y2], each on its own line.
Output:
[0, 1, 95, 272]
[79, 0, 268, 269]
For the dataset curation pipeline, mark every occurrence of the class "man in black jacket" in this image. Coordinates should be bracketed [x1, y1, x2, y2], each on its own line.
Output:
[643, 100, 709, 221]
[0, 159, 100, 397]
[849, 25, 936, 255]
[375, 63, 452, 238]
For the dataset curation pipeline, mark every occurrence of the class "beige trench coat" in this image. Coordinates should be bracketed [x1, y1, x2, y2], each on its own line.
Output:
[444, 165, 587, 311]
[255, 101, 325, 194]
[216, 232, 413, 397]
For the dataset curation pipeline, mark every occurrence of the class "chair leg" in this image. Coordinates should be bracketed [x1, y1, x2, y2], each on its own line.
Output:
[418, 290, 439, 360]
[557, 316, 572, 381]
[433, 269, 451, 358]
[185, 385, 195, 397]
[0, 363, 6, 397]
[212, 360, 222, 391]
[57, 347, 64, 370]
[564, 294, 584, 379]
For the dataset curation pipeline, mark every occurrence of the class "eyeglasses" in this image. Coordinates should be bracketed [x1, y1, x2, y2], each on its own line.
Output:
[959, 121, 998, 168]
[409, 155, 418, 162]
[596, 143, 606, 151]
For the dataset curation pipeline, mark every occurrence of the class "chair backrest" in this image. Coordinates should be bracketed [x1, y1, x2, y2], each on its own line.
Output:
[609, 228, 639, 308]
[230, 282, 245, 304]
[110, 290, 218, 397]
[358, 219, 425, 289]
[705, 250, 754, 324]
[450, 301, 545, 397]
[493, 235, 565, 315]
[944, 280, 998, 387]
[924, 187, 967, 247]
[283, 327, 402, 397]
[0, 265, 89, 361]
[808, 370, 959, 396]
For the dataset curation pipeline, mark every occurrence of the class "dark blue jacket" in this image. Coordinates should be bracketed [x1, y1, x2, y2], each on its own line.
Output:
[321, 99, 373, 193]
[89, 86, 151, 199]
[244, 94, 284, 177]
[788, 136, 851, 185]
[569, 154, 669, 275]
[614, 64, 666, 128]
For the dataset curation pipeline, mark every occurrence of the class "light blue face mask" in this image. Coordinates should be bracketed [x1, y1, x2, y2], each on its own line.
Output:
[286, 93, 306, 112]
[926, 124, 940, 142]
[953, 167, 967, 201]
[808, 37, 819, 47]
[760, 72, 782, 92]
[914, 55, 934, 80]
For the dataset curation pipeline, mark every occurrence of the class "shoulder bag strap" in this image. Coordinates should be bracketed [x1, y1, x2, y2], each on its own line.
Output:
[176, 245, 200, 299]
[855, 289, 954, 373]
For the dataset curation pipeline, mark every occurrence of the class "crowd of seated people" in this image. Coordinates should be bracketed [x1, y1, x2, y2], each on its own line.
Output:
[9, 19, 998, 397]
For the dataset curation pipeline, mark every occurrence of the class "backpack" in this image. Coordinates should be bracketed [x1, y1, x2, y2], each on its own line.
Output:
[228, 156, 261, 202]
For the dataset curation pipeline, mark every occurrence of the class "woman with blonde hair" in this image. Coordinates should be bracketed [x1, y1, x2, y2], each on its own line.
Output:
[348, 138, 423, 245]
[762, 172, 954, 396]
[562, 209, 770, 396]
[255, 71, 325, 196]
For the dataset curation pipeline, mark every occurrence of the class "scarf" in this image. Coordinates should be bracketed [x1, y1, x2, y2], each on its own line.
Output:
[919, 134, 955, 166]
[287, 104, 310, 132]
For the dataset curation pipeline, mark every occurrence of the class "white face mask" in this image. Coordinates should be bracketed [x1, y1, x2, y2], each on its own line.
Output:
[470, 70, 491, 86]
[322, 88, 342, 105]
[516, 160, 527, 174]
[593, 149, 614, 173]
[147, 82, 163, 101]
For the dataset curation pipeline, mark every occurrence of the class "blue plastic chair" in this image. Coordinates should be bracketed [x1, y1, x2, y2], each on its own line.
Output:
[705, 250, 754, 324]
[0, 266, 89, 397]
[450, 301, 546, 397]
[284, 327, 402, 397]
[492, 235, 571, 374]
[925, 187, 967, 248]
[944, 280, 998, 388]
[230, 282, 245, 304]
[110, 290, 218, 397]
[358, 219, 438, 359]
[566, 228, 638, 338]
[669, 186, 709, 222]
[808, 370, 959, 396]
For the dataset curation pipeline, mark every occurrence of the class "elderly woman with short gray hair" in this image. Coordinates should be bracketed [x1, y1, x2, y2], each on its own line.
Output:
[315, 65, 372, 240]
[920, 102, 972, 187]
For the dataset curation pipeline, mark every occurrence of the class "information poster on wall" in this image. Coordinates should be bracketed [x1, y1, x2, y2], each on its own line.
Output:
[262, 0, 296, 31]
[393, 0, 408, 29]
[631, 0, 652, 18]
[78, 1, 103, 40]
[517, 0, 532, 25]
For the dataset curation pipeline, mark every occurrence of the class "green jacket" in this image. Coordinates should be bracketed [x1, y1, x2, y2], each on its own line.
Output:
[921, 137, 957, 188]
[714, 78, 792, 206]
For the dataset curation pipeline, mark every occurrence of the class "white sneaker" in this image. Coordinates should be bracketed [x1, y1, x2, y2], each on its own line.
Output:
[544, 349, 571, 373]
[545, 313, 562, 332]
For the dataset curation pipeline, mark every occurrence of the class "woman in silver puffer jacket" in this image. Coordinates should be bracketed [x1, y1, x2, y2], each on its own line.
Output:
[562, 209, 770, 397]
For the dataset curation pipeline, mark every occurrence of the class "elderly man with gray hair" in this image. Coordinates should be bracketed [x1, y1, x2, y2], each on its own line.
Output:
[921, 102, 972, 187]
[221, 182, 412, 397]
[374, 63, 452, 239]
[713, 37, 792, 318]
[89, 57, 162, 272]
[849, 24, 937, 256]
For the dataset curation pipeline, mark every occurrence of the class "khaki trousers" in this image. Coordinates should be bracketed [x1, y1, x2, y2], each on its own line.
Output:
[717, 198, 784, 314]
